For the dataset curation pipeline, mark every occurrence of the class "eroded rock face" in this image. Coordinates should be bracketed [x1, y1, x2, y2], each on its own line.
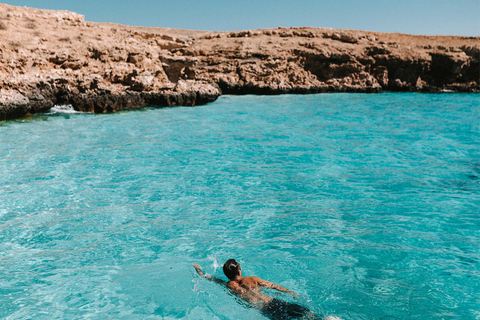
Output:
[0, 4, 479, 120]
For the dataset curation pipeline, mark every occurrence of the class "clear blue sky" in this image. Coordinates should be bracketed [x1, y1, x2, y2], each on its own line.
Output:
[5, 0, 480, 36]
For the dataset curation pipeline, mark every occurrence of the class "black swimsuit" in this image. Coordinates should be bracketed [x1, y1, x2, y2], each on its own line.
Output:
[260, 298, 318, 320]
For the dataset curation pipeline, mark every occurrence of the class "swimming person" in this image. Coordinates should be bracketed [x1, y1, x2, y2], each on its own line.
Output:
[193, 259, 332, 320]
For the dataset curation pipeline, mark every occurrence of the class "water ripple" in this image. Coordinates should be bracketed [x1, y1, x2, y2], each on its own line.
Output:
[0, 93, 479, 319]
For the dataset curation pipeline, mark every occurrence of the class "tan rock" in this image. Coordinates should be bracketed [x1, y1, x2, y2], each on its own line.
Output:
[130, 71, 155, 92]
[0, 3, 479, 120]
[373, 66, 389, 87]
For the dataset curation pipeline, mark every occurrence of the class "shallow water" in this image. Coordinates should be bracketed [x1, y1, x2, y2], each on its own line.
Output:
[1, 93, 479, 319]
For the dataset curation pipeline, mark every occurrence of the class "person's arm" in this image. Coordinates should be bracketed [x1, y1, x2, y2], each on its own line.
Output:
[192, 264, 226, 285]
[257, 277, 296, 295]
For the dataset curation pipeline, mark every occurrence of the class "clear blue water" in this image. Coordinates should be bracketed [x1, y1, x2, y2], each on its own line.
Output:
[1, 93, 479, 319]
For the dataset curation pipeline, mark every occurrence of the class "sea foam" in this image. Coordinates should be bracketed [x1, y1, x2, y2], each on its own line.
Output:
[48, 104, 81, 114]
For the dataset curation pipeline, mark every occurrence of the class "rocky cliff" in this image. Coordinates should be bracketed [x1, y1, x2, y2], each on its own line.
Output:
[1, 4, 479, 120]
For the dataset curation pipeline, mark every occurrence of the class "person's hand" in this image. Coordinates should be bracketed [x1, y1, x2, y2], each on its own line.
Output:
[192, 264, 204, 276]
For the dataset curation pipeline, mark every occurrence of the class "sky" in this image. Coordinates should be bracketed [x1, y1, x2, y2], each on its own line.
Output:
[4, 0, 480, 36]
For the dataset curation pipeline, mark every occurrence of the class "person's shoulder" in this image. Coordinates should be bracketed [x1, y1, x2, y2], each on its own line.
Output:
[227, 280, 240, 289]
[244, 276, 264, 283]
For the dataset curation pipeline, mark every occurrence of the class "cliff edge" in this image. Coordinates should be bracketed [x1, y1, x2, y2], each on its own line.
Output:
[1, 4, 479, 120]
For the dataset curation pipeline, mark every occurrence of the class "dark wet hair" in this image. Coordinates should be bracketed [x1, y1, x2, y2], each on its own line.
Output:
[223, 259, 241, 280]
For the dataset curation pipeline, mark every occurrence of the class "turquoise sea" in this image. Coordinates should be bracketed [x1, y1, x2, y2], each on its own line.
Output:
[1, 93, 479, 319]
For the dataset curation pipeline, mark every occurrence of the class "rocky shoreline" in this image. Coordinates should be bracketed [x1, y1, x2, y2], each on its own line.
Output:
[1, 4, 479, 120]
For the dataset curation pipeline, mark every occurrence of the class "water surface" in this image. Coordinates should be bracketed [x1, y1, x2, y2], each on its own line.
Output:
[1, 93, 479, 319]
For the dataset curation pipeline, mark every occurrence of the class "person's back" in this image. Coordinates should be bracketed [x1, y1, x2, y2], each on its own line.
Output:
[226, 276, 275, 306]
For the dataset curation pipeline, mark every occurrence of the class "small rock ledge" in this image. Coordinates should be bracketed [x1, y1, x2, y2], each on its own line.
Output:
[0, 79, 220, 121]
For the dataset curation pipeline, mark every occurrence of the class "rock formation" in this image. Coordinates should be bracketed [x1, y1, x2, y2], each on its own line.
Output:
[0, 4, 478, 120]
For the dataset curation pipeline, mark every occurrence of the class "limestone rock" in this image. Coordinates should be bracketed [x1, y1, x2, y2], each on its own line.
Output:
[173, 80, 221, 105]
[0, 89, 29, 120]
[331, 32, 358, 44]
[0, 3, 478, 120]
[130, 71, 155, 92]
[373, 66, 389, 87]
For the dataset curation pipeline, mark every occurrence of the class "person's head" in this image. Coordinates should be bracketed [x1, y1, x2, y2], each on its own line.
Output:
[223, 259, 241, 280]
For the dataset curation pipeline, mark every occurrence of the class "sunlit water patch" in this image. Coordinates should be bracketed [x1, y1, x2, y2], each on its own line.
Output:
[1, 93, 479, 319]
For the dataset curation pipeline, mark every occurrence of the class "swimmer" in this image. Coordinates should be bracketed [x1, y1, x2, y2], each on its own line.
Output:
[193, 259, 337, 320]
